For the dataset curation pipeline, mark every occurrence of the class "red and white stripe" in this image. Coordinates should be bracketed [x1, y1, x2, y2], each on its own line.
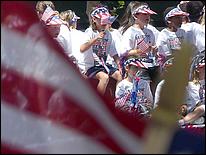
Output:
[137, 38, 149, 53]
[1, 2, 147, 154]
[41, 6, 56, 23]
[132, 5, 157, 15]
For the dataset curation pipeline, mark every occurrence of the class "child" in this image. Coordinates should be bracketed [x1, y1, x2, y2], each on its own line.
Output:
[79, 6, 122, 95]
[156, 6, 188, 62]
[178, 53, 205, 126]
[178, 1, 205, 55]
[36, 1, 56, 20]
[119, 1, 159, 42]
[115, 56, 153, 118]
[59, 10, 85, 67]
[119, 2, 160, 97]
[40, 6, 73, 58]
[59, 10, 80, 30]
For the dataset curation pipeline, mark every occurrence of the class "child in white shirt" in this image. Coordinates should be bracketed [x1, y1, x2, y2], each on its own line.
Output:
[80, 6, 122, 95]
[156, 7, 188, 61]
[115, 56, 153, 118]
[119, 2, 160, 97]
[41, 6, 72, 58]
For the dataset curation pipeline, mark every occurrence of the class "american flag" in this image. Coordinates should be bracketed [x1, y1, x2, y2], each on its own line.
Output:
[1, 2, 204, 154]
[100, 15, 118, 25]
[137, 38, 149, 53]
[1, 2, 147, 154]
[41, 6, 56, 23]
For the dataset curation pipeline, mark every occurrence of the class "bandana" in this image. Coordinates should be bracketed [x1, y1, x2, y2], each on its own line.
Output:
[165, 7, 189, 21]
[124, 58, 147, 69]
[70, 12, 80, 23]
[91, 7, 117, 25]
[132, 5, 157, 15]
[41, 6, 64, 25]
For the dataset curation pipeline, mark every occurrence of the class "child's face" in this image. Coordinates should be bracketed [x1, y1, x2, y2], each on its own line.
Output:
[134, 13, 150, 26]
[127, 65, 140, 78]
[169, 15, 183, 28]
[93, 17, 107, 30]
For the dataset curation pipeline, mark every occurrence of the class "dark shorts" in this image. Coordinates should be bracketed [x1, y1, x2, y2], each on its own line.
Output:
[85, 64, 118, 78]
[137, 66, 161, 82]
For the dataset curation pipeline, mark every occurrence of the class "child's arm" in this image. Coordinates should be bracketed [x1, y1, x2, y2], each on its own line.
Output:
[80, 31, 105, 53]
[178, 104, 205, 125]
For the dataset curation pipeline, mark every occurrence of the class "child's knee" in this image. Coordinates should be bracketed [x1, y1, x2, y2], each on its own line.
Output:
[99, 73, 109, 83]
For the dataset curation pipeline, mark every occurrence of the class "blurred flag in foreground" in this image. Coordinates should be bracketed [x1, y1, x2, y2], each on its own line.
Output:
[1, 1, 204, 154]
[1, 2, 146, 154]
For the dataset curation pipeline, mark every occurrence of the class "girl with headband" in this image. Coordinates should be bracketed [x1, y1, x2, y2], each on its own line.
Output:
[79, 5, 122, 95]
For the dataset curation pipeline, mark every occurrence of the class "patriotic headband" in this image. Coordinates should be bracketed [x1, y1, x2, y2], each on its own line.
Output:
[46, 15, 64, 25]
[132, 5, 157, 15]
[41, 6, 64, 25]
[124, 58, 147, 69]
[165, 7, 189, 21]
[91, 7, 110, 18]
[91, 7, 117, 25]
[70, 12, 80, 23]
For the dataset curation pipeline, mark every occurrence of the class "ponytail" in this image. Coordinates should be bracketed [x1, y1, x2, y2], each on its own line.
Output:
[119, 1, 141, 34]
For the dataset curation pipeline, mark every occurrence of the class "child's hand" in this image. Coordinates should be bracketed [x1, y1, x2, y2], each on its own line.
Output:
[96, 31, 105, 40]
[151, 45, 158, 54]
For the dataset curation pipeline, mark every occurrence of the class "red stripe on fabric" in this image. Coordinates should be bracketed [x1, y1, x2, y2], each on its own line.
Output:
[1, 143, 34, 154]
[2, 2, 147, 152]
[1, 66, 125, 153]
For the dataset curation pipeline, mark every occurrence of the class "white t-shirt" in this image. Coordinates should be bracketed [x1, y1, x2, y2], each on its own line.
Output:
[106, 28, 122, 67]
[115, 78, 153, 104]
[185, 81, 202, 112]
[80, 27, 118, 72]
[56, 24, 72, 57]
[146, 24, 160, 43]
[181, 22, 205, 53]
[154, 80, 202, 112]
[69, 29, 88, 73]
[156, 28, 186, 57]
[120, 26, 157, 68]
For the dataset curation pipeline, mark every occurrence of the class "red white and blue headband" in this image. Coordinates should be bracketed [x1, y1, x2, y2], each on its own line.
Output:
[132, 5, 157, 15]
[91, 7, 110, 18]
[70, 12, 80, 23]
[124, 58, 147, 69]
[41, 6, 64, 25]
[165, 7, 189, 21]
[90, 7, 117, 25]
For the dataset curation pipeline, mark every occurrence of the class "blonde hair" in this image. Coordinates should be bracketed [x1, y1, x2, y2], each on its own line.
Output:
[60, 10, 78, 29]
[88, 4, 107, 31]
[36, 1, 55, 15]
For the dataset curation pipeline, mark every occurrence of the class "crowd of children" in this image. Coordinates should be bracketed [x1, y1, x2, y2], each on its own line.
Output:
[35, 1, 205, 127]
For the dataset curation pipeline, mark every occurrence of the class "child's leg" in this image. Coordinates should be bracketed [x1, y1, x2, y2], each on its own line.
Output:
[110, 70, 122, 85]
[95, 71, 109, 95]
